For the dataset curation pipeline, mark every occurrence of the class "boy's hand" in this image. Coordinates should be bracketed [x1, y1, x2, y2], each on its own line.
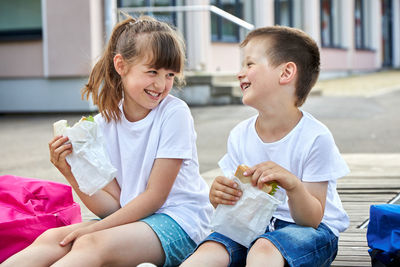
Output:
[246, 161, 300, 192]
[209, 176, 242, 208]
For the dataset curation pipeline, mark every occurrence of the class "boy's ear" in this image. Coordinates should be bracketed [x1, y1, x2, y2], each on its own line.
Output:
[279, 62, 297, 85]
[113, 54, 126, 75]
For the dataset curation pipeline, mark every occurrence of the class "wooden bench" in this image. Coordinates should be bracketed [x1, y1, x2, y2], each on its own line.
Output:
[331, 175, 400, 266]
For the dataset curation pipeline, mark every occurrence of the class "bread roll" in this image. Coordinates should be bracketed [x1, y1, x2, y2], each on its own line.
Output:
[234, 164, 275, 194]
[53, 120, 68, 137]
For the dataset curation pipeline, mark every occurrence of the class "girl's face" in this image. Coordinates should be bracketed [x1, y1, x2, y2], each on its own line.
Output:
[115, 54, 178, 121]
[237, 39, 281, 108]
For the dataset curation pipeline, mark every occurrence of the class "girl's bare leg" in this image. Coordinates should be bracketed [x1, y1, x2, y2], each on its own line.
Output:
[50, 221, 165, 267]
[1, 221, 95, 267]
[180, 241, 230, 267]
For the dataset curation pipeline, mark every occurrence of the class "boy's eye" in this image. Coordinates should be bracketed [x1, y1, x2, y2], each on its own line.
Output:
[247, 63, 254, 67]
[167, 73, 175, 78]
[148, 70, 157, 74]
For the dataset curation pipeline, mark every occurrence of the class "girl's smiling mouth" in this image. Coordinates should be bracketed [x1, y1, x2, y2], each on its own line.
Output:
[144, 89, 161, 98]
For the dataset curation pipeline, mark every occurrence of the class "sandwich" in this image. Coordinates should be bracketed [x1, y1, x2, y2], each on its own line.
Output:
[53, 116, 94, 137]
[234, 164, 278, 195]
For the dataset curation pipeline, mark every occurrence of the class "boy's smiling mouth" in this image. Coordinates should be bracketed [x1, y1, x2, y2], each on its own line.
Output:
[240, 82, 251, 91]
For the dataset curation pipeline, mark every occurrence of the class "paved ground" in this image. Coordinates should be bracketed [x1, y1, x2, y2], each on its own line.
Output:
[1, 70, 400, 220]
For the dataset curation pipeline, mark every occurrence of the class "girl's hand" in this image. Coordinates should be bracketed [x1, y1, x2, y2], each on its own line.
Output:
[48, 135, 73, 176]
[209, 176, 242, 208]
[59, 225, 95, 247]
[246, 161, 300, 192]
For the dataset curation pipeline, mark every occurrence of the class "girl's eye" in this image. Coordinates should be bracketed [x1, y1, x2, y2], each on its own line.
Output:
[167, 73, 175, 78]
[247, 63, 254, 67]
[148, 70, 157, 75]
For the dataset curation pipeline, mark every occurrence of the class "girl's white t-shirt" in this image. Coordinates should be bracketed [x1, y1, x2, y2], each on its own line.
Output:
[219, 110, 350, 236]
[95, 95, 213, 244]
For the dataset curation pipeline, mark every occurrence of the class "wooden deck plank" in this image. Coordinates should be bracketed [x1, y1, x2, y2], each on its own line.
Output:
[331, 174, 400, 267]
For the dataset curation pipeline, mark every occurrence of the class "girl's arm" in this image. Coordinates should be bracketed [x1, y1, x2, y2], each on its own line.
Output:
[60, 157, 182, 245]
[49, 136, 121, 218]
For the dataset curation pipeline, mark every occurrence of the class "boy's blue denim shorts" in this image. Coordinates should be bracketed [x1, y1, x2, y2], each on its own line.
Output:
[141, 213, 196, 267]
[198, 218, 338, 267]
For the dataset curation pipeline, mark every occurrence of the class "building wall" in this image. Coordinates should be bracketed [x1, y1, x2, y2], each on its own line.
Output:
[1, 0, 399, 111]
[43, 0, 103, 77]
[0, 40, 43, 77]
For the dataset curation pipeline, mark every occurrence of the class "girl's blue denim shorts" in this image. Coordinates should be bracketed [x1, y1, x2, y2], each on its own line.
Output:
[141, 213, 196, 267]
[198, 218, 338, 267]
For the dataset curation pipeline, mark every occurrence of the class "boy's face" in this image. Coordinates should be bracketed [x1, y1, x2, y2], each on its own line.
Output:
[238, 39, 282, 107]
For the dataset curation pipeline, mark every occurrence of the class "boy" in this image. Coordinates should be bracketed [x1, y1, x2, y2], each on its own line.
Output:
[181, 26, 349, 266]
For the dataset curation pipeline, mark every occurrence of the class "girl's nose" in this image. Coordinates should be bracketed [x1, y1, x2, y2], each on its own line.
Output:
[154, 76, 166, 90]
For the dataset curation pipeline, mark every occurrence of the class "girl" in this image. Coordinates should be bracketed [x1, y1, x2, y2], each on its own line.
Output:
[2, 16, 213, 267]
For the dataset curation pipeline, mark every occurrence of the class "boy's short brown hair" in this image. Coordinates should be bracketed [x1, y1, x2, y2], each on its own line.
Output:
[240, 26, 320, 107]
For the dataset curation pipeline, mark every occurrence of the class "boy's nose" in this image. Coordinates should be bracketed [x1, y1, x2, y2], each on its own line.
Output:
[237, 70, 245, 80]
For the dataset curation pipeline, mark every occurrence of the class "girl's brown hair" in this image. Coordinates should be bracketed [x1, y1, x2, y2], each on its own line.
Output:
[82, 15, 186, 122]
[241, 26, 320, 107]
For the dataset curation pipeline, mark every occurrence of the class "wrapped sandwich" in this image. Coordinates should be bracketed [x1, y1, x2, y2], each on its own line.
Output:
[52, 116, 117, 196]
[210, 164, 284, 247]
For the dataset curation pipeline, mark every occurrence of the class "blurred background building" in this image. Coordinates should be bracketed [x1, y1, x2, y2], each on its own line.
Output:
[0, 0, 399, 111]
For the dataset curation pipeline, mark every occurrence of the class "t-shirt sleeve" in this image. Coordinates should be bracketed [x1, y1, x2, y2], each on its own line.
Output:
[156, 106, 194, 160]
[302, 132, 350, 182]
[218, 130, 241, 177]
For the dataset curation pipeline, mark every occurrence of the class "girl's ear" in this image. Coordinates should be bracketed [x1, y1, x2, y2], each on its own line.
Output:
[279, 62, 297, 85]
[113, 54, 126, 75]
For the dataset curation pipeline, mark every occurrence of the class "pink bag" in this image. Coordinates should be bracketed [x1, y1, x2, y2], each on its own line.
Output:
[0, 175, 82, 263]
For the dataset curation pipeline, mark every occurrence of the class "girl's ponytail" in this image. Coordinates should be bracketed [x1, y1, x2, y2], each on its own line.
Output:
[82, 17, 135, 122]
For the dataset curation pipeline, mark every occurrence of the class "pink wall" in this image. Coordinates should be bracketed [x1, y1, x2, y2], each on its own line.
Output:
[44, 0, 93, 77]
[352, 50, 377, 70]
[209, 43, 241, 73]
[0, 41, 43, 78]
[320, 48, 348, 70]
[320, 48, 378, 71]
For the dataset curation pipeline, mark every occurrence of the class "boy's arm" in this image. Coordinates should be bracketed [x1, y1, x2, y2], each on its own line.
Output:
[286, 181, 328, 228]
[247, 161, 328, 228]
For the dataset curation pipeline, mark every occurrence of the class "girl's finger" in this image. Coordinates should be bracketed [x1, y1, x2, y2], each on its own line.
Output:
[59, 233, 74, 247]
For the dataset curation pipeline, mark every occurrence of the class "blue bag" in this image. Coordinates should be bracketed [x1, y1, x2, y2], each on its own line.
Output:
[367, 204, 400, 266]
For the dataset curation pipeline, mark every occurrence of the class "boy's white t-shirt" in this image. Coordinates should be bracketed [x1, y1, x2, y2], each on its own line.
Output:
[95, 95, 213, 244]
[219, 110, 350, 236]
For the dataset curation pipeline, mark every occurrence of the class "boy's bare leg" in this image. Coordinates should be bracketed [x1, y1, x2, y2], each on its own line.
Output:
[246, 238, 285, 267]
[1, 221, 95, 267]
[180, 241, 230, 267]
[50, 221, 164, 267]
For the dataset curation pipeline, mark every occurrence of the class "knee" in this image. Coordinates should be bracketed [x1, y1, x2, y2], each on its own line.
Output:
[250, 238, 277, 255]
[71, 233, 100, 250]
[34, 227, 65, 245]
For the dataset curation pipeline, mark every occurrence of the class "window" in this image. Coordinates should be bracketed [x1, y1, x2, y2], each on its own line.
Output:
[274, 0, 303, 29]
[320, 0, 342, 48]
[354, 0, 372, 50]
[0, 0, 42, 41]
[274, 0, 293, 27]
[210, 0, 243, 42]
[118, 0, 177, 26]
